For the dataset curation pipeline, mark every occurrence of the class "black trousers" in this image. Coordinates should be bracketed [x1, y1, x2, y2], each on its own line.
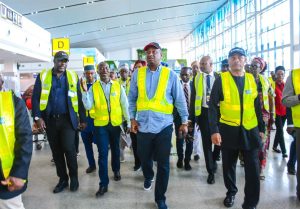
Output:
[296, 128, 300, 194]
[222, 148, 260, 208]
[130, 132, 141, 168]
[273, 114, 287, 154]
[46, 115, 77, 181]
[137, 125, 173, 202]
[197, 107, 220, 174]
[174, 121, 193, 162]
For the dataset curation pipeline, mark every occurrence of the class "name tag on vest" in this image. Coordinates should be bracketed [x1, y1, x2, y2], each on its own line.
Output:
[68, 90, 76, 97]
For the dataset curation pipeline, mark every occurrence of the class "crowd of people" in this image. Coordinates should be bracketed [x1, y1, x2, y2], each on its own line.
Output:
[0, 42, 299, 209]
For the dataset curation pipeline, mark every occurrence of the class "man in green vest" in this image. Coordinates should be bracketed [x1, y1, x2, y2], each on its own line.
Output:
[0, 88, 32, 208]
[128, 42, 188, 209]
[81, 61, 130, 197]
[32, 51, 87, 194]
[282, 68, 300, 200]
[209, 47, 265, 209]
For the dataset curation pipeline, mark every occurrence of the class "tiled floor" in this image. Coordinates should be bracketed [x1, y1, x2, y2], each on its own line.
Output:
[23, 130, 300, 209]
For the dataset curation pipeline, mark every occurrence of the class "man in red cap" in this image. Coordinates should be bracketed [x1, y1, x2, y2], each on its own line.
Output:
[128, 42, 188, 209]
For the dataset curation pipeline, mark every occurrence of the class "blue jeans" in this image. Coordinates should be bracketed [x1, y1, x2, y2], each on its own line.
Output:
[94, 123, 121, 187]
[81, 117, 96, 167]
[137, 125, 173, 202]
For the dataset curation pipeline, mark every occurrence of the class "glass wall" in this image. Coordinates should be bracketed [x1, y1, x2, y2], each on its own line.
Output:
[182, 0, 300, 74]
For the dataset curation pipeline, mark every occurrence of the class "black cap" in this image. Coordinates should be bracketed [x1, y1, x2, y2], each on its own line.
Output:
[84, 65, 95, 71]
[54, 51, 69, 61]
[221, 59, 228, 66]
[228, 47, 246, 58]
[144, 42, 161, 51]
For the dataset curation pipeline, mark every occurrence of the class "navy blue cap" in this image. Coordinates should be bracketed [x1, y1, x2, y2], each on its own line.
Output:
[221, 59, 228, 66]
[228, 47, 246, 58]
[84, 65, 95, 71]
[144, 42, 161, 51]
[54, 51, 69, 61]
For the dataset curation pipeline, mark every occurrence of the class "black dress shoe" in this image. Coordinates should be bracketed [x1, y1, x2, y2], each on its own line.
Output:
[272, 147, 281, 153]
[177, 160, 183, 168]
[114, 171, 121, 181]
[194, 155, 200, 161]
[184, 161, 192, 171]
[86, 166, 96, 174]
[95, 186, 108, 197]
[223, 195, 235, 207]
[288, 166, 296, 175]
[53, 180, 68, 193]
[70, 178, 79, 191]
[207, 173, 215, 184]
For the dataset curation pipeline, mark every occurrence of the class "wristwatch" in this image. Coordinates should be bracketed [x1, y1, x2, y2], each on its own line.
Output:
[34, 116, 40, 121]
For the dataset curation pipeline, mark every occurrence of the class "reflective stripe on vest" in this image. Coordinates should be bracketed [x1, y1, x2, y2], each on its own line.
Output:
[292, 69, 300, 128]
[119, 78, 130, 95]
[194, 73, 204, 116]
[0, 91, 15, 178]
[259, 74, 270, 112]
[136, 66, 173, 114]
[39, 69, 79, 112]
[92, 80, 123, 126]
[220, 72, 258, 130]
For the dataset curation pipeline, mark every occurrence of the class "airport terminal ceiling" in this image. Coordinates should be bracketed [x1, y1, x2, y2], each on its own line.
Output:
[1, 0, 227, 53]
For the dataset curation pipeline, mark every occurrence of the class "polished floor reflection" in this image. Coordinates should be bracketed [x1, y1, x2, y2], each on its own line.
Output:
[23, 130, 299, 209]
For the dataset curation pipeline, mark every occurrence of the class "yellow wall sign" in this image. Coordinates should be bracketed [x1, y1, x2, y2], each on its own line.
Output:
[52, 38, 70, 56]
[83, 56, 95, 66]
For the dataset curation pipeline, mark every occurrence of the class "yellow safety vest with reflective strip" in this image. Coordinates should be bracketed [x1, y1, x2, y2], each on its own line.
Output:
[92, 80, 122, 126]
[0, 91, 15, 178]
[220, 72, 258, 130]
[136, 66, 173, 114]
[269, 77, 275, 91]
[259, 74, 270, 112]
[194, 73, 204, 116]
[292, 68, 300, 128]
[80, 82, 96, 118]
[118, 78, 130, 95]
[39, 69, 79, 113]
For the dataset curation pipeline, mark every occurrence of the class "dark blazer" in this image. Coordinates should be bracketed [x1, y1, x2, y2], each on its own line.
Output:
[32, 69, 86, 129]
[0, 93, 33, 199]
[173, 80, 195, 126]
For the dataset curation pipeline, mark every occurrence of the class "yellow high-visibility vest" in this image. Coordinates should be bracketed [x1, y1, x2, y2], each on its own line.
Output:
[92, 80, 123, 126]
[136, 66, 173, 114]
[220, 72, 258, 130]
[80, 82, 96, 118]
[194, 73, 204, 116]
[269, 77, 275, 91]
[118, 77, 130, 95]
[0, 91, 15, 178]
[39, 69, 79, 112]
[259, 74, 270, 112]
[292, 68, 300, 128]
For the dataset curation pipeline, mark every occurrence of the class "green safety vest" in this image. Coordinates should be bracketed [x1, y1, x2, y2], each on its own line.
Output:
[194, 73, 204, 116]
[118, 77, 130, 95]
[259, 74, 270, 112]
[292, 68, 300, 128]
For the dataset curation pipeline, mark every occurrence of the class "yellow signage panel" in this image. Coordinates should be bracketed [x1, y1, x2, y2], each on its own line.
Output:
[83, 56, 95, 66]
[52, 38, 70, 56]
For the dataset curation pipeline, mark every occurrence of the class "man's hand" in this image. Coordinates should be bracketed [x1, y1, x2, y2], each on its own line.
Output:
[130, 119, 139, 134]
[78, 122, 87, 131]
[211, 133, 222, 146]
[1, 177, 25, 192]
[259, 132, 265, 140]
[80, 77, 88, 92]
[178, 124, 188, 138]
[36, 118, 46, 132]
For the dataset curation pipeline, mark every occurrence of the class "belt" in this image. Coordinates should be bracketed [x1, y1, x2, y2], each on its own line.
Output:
[49, 113, 68, 119]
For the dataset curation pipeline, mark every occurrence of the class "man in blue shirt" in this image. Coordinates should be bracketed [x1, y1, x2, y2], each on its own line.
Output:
[128, 42, 188, 209]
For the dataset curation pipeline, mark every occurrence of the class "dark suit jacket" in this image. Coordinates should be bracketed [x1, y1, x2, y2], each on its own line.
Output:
[0, 93, 33, 199]
[32, 69, 86, 129]
[173, 80, 195, 126]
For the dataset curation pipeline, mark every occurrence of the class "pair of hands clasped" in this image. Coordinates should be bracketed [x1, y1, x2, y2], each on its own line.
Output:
[1, 176, 25, 192]
[35, 118, 87, 132]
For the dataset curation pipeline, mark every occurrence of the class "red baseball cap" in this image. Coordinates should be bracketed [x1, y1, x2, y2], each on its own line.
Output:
[144, 42, 161, 51]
